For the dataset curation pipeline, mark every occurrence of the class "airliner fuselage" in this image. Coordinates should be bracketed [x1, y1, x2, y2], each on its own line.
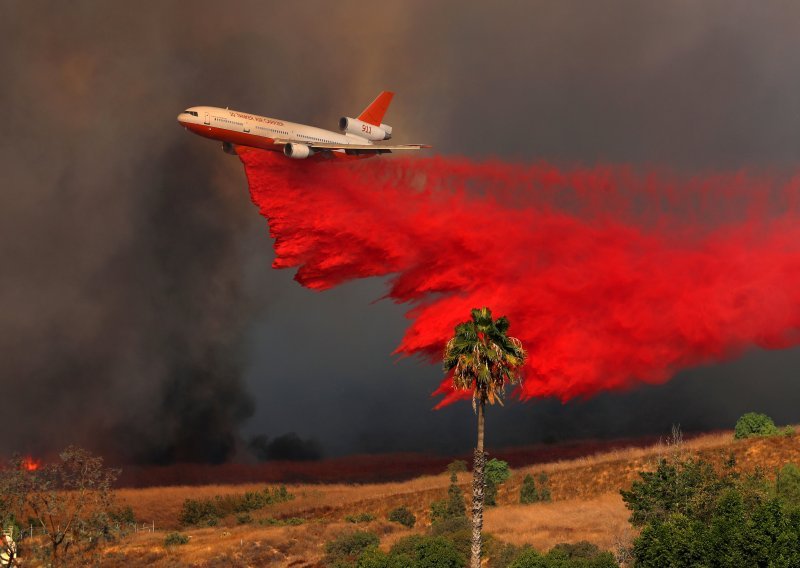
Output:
[176, 92, 428, 159]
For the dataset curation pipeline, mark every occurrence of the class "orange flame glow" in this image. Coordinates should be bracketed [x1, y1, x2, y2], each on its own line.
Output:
[21, 456, 40, 471]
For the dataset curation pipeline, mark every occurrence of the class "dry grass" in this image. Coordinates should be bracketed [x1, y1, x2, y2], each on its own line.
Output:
[485, 493, 630, 553]
[90, 429, 800, 567]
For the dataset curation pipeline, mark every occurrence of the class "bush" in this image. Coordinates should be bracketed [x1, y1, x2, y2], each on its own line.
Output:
[548, 542, 618, 567]
[108, 505, 136, 526]
[178, 486, 293, 526]
[325, 531, 380, 565]
[623, 455, 800, 567]
[236, 513, 252, 525]
[357, 545, 393, 568]
[446, 460, 468, 475]
[777, 463, 800, 508]
[734, 412, 778, 439]
[505, 543, 618, 567]
[389, 534, 465, 568]
[164, 532, 189, 547]
[258, 516, 305, 526]
[428, 515, 471, 558]
[537, 473, 551, 502]
[490, 542, 529, 568]
[346, 512, 376, 523]
[388, 506, 416, 528]
[485, 459, 511, 506]
[520, 474, 538, 504]
[178, 498, 219, 526]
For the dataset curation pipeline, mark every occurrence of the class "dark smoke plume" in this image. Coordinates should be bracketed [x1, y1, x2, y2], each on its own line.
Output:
[0, 4, 266, 463]
[5, 1, 800, 460]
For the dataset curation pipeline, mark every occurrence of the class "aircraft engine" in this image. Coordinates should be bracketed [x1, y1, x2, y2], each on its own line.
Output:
[338, 117, 392, 141]
[283, 143, 313, 159]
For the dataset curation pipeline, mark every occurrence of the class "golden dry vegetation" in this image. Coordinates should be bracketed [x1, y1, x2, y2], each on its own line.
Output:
[92, 429, 800, 567]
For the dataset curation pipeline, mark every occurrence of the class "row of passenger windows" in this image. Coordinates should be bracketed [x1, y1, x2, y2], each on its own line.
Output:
[256, 125, 289, 136]
[213, 117, 243, 126]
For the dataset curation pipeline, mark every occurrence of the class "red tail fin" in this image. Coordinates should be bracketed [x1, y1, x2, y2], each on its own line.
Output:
[357, 91, 394, 126]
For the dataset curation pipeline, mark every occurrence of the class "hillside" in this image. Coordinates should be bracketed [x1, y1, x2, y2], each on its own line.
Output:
[99, 430, 799, 567]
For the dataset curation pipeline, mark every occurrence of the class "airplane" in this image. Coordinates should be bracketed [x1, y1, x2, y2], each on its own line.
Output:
[176, 91, 429, 159]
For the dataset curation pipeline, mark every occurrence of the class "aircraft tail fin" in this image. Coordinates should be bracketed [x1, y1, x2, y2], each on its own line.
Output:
[357, 91, 394, 126]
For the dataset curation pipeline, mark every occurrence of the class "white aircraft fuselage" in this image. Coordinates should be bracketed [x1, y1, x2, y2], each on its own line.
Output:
[176, 91, 428, 160]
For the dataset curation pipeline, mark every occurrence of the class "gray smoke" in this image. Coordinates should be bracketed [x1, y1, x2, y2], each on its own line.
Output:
[2, 1, 800, 462]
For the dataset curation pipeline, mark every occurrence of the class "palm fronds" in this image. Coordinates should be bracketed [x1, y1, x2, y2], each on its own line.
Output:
[443, 307, 526, 409]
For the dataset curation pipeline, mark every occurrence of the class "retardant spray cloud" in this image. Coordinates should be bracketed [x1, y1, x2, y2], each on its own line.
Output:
[242, 150, 800, 407]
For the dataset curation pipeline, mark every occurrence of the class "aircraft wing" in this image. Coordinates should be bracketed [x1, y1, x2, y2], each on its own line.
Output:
[272, 139, 430, 152]
[308, 142, 431, 151]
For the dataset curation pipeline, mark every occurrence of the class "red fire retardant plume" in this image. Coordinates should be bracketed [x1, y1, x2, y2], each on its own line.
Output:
[240, 149, 800, 408]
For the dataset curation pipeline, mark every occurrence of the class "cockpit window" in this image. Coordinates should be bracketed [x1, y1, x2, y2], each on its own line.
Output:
[184, 110, 199, 117]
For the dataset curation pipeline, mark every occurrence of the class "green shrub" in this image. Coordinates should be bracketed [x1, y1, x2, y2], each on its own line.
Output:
[389, 534, 465, 567]
[236, 513, 252, 525]
[258, 516, 305, 526]
[489, 542, 529, 568]
[446, 459, 468, 475]
[325, 531, 380, 565]
[734, 412, 778, 439]
[108, 505, 136, 525]
[777, 463, 800, 508]
[623, 455, 800, 567]
[537, 473, 551, 502]
[428, 515, 471, 558]
[346, 512, 376, 523]
[485, 459, 512, 506]
[507, 547, 545, 568]
[547, 542, 618, 567]
[178, 486, 293, 526]
[357, 545, 393, 568]
[520, 474, 538, 504]
[505, 543, 618, 567]
[387, 506, 416, 528]
[178, 498, 219, 526]
[620, 457, 757, 527]
[164, 532, 189, 547]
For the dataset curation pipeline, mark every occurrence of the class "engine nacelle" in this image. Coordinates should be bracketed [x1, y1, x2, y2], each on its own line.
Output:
[283, 143, 313, 159]
[338, 117, 392, 141]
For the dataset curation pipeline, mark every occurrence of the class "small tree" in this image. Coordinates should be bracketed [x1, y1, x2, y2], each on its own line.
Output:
[520, 474, 538, 504]
[23, 447, 118, 565]
[446, 460, 468, 476]
[734, 412, 778, 439]
[485, 459, 511, 506]
[432, 473, 467, 523]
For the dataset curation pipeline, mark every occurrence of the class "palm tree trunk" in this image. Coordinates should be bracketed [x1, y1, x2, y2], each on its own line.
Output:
[471, 399, 486, 568]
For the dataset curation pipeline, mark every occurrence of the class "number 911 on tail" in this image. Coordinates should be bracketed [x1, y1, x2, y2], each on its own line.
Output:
[177, 91, 430, 160]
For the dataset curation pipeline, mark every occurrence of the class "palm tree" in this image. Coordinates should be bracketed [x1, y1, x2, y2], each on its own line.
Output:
[443, 307, 526, 568]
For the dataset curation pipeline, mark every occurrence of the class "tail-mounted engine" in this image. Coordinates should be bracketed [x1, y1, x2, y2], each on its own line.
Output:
[338, 117, 392, 141]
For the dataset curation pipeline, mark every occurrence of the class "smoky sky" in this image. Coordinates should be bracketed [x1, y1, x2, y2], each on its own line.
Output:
[2, 1, 800, 462]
